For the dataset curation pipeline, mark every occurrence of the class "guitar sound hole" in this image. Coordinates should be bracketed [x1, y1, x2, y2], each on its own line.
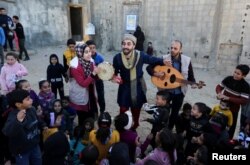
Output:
[170, 74, 176, 83]
[167, 69, 171, 73]
[164, 82, 168, 86]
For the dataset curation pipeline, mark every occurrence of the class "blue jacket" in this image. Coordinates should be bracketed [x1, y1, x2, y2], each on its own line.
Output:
[92, 52, 104, 65]
[0, 27, 5, 46]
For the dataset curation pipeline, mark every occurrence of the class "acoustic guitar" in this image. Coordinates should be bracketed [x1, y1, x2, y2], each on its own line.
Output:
[151, 65, 206, 89]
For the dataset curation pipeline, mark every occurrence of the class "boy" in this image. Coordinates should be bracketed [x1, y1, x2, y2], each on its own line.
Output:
[86, 40, 106, 113]
[63, 38, 76, 72]
[216, 64, 250, 138]
[210, 100, 233, 129]
[2, 89, 45, 165]
[142, 90, 171, 148]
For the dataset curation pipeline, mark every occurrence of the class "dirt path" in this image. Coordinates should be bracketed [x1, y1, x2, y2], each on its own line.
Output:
[20, 45, 235, 138]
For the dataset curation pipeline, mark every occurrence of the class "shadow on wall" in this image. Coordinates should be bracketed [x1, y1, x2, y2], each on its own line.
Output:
[28, 31, 61, 47]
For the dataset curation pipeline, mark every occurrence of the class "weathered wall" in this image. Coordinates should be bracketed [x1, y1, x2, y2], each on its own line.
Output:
[1, 0, 70, 47]
[2, 0, 250, 74]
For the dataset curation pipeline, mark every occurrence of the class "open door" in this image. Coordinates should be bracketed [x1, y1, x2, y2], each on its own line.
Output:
[69, 6, 83, 41]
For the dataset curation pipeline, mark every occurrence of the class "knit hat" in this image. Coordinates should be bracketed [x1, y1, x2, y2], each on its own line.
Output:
[123, 33, 137, 45]
[114, 111, 133, 131]
[98, 112, 112, 128]
[108, 142, 130, 165]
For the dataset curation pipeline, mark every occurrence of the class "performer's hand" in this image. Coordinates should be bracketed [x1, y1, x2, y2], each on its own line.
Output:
[93, 66, 101, 75]
[111, 75, 123, 84]
[153, 72, 165, 78]
[163, 59, 172, 67]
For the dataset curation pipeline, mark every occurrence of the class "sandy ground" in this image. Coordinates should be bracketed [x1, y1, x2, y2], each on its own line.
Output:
[15, 45, 239, 139]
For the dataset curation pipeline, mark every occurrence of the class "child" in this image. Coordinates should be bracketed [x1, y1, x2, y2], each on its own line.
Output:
[236, 121, 250, 149]
[187, 145, 208, 165]
[100, 142, 131, 165]
[16, 79, 41, 111]
[81, 117, 95, 145]
[47, 54, 68, 99]
[142, 90, 171, 148]
[146, 41, 154, 56]
[210, 100, 233, 129]
[216, 64, 250, 138]
[43, 131, 70, 165]
[185, 102, 212, 157]
[114, 111, 152, 162]
[63, 38, 76, 72]
[45, 99, 71, 134]
[61, 96, 77, 133]
[69, 126, 86, 165]
[2, 89, 42, 164]
[0, 52, 28, 95]
[136, 128, 177, 165]
[89, 112, 120, 164]
[38, 80, 55, 117]
[80, 144, 99, 165]
[176, 102, 192, 135]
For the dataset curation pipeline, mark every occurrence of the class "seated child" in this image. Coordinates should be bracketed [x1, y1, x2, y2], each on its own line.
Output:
[175, 102, 192, 135]
[89, 112, 120, 164]
[45, 99, 71, 134]
[210, 100, 233, 129]
[142, 90, 171, 148]
[2, 90, 43, 164]
[38, 80, 55, 117]
[80, 144, 99, 165]
[81, 117, 95, 145]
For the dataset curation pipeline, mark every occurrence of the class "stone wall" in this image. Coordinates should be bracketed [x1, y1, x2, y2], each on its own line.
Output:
[2, 0, 250, 74]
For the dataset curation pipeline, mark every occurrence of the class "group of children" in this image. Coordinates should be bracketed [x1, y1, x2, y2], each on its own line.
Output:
[0, 38, 250, 165]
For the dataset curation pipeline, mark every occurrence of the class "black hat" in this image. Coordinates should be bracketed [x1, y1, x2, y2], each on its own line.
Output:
[98, 112, 112, 128]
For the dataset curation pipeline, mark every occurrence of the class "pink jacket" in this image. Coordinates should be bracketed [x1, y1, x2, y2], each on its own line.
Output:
[0, 62, 28, 94]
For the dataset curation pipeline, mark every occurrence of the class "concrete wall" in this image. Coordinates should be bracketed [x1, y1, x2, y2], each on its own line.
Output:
[2, 0, 250, 74]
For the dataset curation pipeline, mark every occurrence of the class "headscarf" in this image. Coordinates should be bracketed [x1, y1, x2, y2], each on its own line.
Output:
[75, 43, 92, 76]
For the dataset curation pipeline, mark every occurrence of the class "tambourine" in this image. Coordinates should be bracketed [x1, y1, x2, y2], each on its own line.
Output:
[97, 62, 114, 80]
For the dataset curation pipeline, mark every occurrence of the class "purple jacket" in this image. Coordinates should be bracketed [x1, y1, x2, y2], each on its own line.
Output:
[136, 148, 177, 165]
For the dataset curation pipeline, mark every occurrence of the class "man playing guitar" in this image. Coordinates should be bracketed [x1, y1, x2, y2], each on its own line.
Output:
[147, 40, 197, 130]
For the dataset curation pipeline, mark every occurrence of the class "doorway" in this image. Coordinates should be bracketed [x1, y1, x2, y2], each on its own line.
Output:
[69, 6, 83, 41]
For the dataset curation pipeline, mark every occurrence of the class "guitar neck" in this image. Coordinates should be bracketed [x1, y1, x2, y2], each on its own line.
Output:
[176, 78, 195, 85]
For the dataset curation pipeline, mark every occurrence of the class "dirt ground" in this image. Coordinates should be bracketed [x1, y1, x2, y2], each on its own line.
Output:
[12, 45, 241, 139]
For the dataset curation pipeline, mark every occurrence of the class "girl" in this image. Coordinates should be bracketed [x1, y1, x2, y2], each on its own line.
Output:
[16, 79, 41, 110]
[38, 80, 55, 117]
[0, 52, 28, 95]
[136, 128, 177, 165]
[69, 43, 100, 125]
[45, 99, 71, 134]
[47, 54, 68, 99]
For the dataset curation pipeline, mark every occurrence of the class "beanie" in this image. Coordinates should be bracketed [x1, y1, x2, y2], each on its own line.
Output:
[98, 112, 112, 128]
[123, 34, 137, 45]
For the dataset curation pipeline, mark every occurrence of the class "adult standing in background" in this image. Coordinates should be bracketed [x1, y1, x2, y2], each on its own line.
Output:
[112, 34, 168, 129]
[133, 25, 145, 51]
[86, 40, 106, 113]
[0, 8, 15, 51]
[0, 26, 5, 65]
[12, 16, 30, 61]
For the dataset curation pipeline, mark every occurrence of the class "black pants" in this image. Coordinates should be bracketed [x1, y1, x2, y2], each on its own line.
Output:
[96, 79, 105, 113]
[168, 93, 185, 130]
[51, 83, 64, 99]
[3, 36, 13, 50]
[18, 38, 29, 59]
